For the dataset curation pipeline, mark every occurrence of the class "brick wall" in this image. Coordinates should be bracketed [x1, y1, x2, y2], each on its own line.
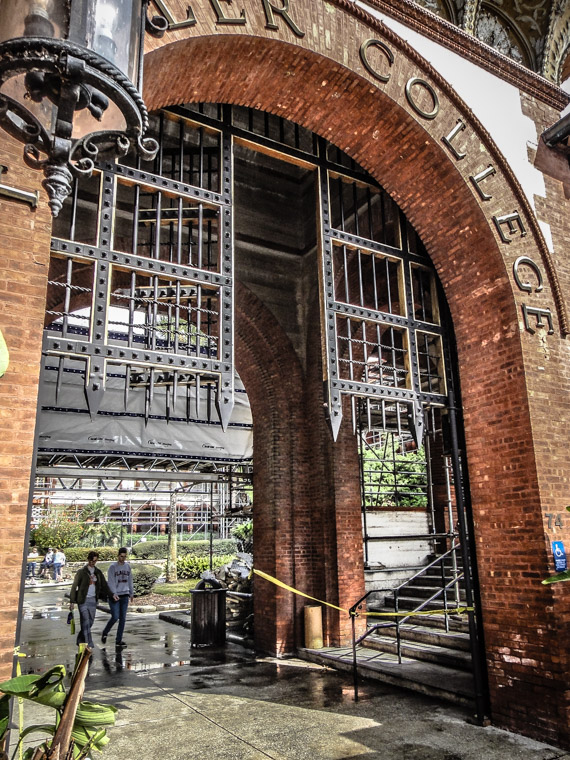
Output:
[235, 282, 365, 652]
[0, 134, 51, 680]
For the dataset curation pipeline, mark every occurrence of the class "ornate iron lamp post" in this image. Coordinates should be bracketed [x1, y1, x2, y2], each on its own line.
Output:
[0, 0, 166, 215]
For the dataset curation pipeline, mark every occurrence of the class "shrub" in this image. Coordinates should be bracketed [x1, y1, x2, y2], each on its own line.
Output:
[31, 518, 83, 550]
[132, 539, 236, 560]
[175, 554, 235, 579]
[231, 521, 252, 541]
[64, 546, 120, 563]
[131, 564, 162, 597]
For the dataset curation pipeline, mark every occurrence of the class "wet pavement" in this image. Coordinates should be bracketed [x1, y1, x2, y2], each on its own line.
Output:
[9, 586, 570, 759]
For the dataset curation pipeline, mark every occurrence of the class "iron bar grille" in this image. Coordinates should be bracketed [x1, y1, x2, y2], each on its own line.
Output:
[45, 102, 451, 447]
[318, 144, 449, 442]
[48, 109, 234, 427]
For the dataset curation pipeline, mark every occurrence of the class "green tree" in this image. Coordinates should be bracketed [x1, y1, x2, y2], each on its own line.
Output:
[361, 433, 428, 509]
[231, 520, 253, 552]
[78, 499, 109, 522]
[79, 500, 121, 546]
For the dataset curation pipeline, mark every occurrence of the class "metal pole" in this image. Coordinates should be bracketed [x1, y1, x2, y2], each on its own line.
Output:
[351, 614, 359, 702]
[447, 387, 488, 724]
[209, 482, 214, 572]
[166, 487, 178, 582]
[357, 404, 370, 568]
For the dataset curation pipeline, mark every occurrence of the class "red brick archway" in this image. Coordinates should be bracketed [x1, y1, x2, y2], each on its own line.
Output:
[234, 282, 364, 653]
[144, 34, 568, 741]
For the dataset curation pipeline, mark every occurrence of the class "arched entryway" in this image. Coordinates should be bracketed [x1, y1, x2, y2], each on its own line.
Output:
[138, 22, 567, 741]
[35, 99, 496, 721]
[3, 1, 568, 747]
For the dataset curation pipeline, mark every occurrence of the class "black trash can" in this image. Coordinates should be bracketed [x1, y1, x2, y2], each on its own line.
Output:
[190, 578, 227, 647]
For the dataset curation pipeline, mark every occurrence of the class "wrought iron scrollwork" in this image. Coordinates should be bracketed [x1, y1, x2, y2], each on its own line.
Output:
[0, 35, 159, 215]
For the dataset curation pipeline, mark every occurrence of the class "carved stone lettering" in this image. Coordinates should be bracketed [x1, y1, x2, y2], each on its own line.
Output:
[210, 0, 246, 24]
[493, 211, 526, 243]
[359, 39, 394, 83]
[441, 119, 467, 160]
[470, 165, 496, 201]
[262, 0, 305, 37]
[405, 77, 440, 120]
[513, 256, 544, 293]
[522, 305, 554, 334]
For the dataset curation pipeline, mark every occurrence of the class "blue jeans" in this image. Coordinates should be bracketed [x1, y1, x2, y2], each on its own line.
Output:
[26, 562, 36, 578]
[52, 563, 62, 580]
[77, 596, 97, 648]
[102, 595, 130, 643]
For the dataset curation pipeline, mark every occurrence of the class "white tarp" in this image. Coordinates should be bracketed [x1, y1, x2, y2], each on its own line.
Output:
[37, 361, 253, 463]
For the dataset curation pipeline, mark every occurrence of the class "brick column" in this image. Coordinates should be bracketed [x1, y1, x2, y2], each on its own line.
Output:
[236, 284, 365, 654]
[0, 138, 51, 679]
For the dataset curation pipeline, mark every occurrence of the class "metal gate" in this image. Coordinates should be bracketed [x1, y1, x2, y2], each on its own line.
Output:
[41, 103, 487, 714]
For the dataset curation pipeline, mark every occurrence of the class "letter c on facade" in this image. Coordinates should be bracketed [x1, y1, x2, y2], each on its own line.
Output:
[513, 256, 544, 293]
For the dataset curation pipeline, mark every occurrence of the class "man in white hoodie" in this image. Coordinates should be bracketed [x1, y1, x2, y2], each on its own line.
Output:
[101, 547, 133, 648]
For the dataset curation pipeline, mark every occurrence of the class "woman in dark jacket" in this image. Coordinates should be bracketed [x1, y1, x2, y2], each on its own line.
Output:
[69, 551, 109, 648]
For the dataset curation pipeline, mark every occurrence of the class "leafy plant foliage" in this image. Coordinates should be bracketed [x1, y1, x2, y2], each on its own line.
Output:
[131, 564, 162, 596]
[361, 433, 428, 509]
[175, 554, 235, 579]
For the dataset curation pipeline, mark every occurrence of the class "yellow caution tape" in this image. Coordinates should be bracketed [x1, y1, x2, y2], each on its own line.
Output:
[253, 569, 474, 618]
[253, 569, 347, 612]
[365, 607, 473, 618]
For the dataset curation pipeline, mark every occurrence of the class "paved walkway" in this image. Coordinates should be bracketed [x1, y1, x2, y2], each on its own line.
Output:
[9, 586, 570, 760]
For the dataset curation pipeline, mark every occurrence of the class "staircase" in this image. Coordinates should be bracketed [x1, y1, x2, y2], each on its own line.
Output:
[300, 547, 478, 707]
[365, 553, 472, 673]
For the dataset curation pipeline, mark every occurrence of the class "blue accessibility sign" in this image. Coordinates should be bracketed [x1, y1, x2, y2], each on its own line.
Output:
[552, 541, 567, 572]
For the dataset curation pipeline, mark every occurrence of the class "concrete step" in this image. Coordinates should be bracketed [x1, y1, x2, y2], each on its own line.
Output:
[363, 632, 473, 671]
[367, 621, 471, 651]
[298, 645, 476, 708]
[381, 595, 467, 612]
[366, 605, 470, 633]
[418, 570, 464, 583]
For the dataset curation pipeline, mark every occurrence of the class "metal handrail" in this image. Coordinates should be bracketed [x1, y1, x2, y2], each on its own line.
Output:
[349, 545, 467, 701]
[392, 545, 460, 594]
[394, 572, 464, 661]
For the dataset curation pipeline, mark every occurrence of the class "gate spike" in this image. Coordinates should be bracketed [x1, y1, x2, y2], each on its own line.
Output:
[124, 365, 130, 411]
[85, 361, 106, 420]
[149, 368, 155, 417]
[173, 370, 178, 409]
[165, 380, 171, 423]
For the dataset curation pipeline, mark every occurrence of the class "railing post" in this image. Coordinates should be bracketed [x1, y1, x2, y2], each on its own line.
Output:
[440, 559, 450, 632]
[394, 591, 402, 663]
[351, 612, 359, 702]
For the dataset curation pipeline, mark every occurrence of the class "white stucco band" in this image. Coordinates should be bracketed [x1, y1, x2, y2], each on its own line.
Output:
[355, 0, 551, 247]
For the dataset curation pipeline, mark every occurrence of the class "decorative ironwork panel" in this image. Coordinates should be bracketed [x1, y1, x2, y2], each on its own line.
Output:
[318, 140, 449, 443]
[47, 109, 235, 429]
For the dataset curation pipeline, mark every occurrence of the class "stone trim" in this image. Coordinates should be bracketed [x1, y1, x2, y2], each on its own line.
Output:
[351, 0, 569, 110]
[328, 0, 570, 335]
